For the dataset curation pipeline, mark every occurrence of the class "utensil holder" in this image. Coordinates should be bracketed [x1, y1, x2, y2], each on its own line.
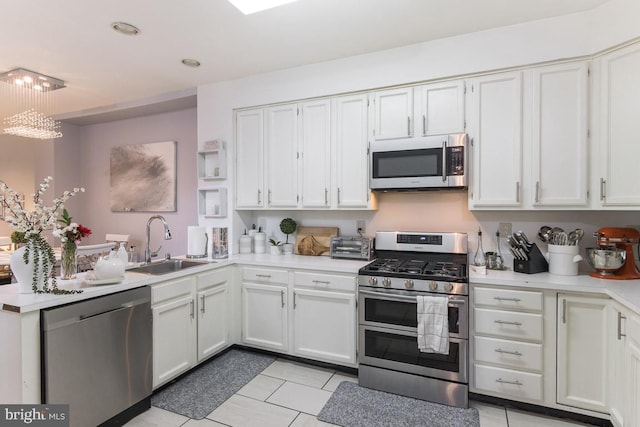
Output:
[513, 243, 549, 274]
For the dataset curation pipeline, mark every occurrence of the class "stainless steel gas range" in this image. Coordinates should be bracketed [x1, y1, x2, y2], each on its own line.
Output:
[357, 231, 469, 408]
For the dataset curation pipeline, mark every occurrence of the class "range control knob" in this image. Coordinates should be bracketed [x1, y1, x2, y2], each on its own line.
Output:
[444, 283, 454, 292]
[382, 278, 392, 287]
[368, 277, 378, 286]
[405, 279, 414, 289]
[429, 281, 438, 291]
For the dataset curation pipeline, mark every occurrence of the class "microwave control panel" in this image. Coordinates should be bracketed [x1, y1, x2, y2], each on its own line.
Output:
[446, 146, 465, 175]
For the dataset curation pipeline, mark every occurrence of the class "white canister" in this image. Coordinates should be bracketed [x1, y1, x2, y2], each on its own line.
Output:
[547, 244, 583, 276]
[239, 235, 252, 254]
[248, 228, 258, 253]
[254, 231, 266, 254]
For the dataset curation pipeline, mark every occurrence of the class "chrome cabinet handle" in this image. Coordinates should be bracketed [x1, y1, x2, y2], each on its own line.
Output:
[516, 182, 520, 203]
[493, 297, 521, 302]
[407, 116, 411, 136]
[268, 189, 272, 204]
[535, 181, 540, 203]
[281, 290, 285, 308]
[257, 189, 262, 204]
[600, 178, 606, 201]
[618, 311, 627, 340]
[190, 299, 195, 319]
[495, 348, 523, 356]
[256, 274, 272, 278]
[422, 115, 426, 135]
[562, 299, 567, 324]
[494, 320, 522, 326]
[337, 187, 341, 204]
[324, 188, 328, 205]
[200, 295, 205, 313]
[293, 291, 297, 309]
[312, 280, 330, 285]
[496, 378, 523, 386]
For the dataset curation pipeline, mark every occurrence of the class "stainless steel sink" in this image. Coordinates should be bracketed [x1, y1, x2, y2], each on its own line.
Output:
[128, 259, 211, 275]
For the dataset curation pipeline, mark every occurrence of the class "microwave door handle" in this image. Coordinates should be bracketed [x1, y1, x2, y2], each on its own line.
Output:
[442, 140, 447, 182]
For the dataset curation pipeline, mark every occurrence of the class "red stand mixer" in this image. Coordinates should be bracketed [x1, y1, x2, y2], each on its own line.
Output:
[587, 227, 640, 280]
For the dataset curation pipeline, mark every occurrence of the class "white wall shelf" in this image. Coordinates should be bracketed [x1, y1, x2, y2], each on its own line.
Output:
[198, 188, 228, 218]
[197, 143, 227, 181]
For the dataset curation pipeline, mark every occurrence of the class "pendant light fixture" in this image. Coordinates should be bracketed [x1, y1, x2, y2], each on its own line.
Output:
[0, 68, 65, 140]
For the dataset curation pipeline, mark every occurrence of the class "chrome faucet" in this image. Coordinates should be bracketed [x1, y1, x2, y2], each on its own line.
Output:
[145, 215, 172, 264]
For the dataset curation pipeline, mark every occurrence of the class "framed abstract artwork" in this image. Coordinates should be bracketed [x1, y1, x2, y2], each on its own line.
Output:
[110, 141, 177, 212]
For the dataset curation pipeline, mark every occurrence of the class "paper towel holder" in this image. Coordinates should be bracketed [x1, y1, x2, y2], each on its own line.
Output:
[187, 233, 208, 259]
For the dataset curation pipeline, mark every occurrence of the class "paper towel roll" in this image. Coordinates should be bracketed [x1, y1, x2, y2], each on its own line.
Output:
[187, 226, 207, 257]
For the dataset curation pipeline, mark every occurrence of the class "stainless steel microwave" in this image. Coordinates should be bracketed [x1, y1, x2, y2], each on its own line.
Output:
[370, 133, 468, 191]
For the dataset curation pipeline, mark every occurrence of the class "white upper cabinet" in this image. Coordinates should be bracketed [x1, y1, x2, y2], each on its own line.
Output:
[373, 87, 413, 140]
[418, 80, 466, 136]
[596, 43, 640, 207]
[300, 100, 331, 208]
[235, 109, 264, 209]
[531, 62, 589, 207]
[334, 94, 374, 209]
[468, 71, 523, 208]
[266, 104, 299, 208]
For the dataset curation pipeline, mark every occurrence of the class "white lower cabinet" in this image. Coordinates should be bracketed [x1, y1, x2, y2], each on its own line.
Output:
[151, 268, 230, 389]
[626, 312, 640, 427]
[292, 272, 356, 366]
[556, 293, 609, 414]
[241, 267, 289, 352]
[470, 285, 545, 404]
[240, 267, 357, 367]
[610, 303, 640, 427]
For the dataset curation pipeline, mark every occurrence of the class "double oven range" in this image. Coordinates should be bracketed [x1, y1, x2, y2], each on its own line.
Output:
[357, 231, 469, 408]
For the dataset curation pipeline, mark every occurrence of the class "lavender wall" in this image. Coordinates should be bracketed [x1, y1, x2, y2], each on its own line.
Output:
[78, 108, 198, 259]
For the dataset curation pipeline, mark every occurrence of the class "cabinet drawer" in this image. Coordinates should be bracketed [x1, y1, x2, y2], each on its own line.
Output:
[151, 277, 194, 305]
[474, 364, 542, 401]
[474, 287, 543, 312]
[293, 272, 356, 292]
[474, 308, 543, 341]
[242, 267, 288, 284]
[474, 336, 543, 372]
[196, 268, 229, 291]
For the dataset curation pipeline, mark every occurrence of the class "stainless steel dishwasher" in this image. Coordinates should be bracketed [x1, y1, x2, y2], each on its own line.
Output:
[41, 287, 152, 427]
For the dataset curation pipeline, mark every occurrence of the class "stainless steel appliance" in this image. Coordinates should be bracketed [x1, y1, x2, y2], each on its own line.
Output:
[330, 236, 374, 260]
[370, 133, 468, 191]
[41, 287, 152, 427]
[587, 227, 640, 280]
[0, 264, 12, 285]
[358, 231, 469, 408]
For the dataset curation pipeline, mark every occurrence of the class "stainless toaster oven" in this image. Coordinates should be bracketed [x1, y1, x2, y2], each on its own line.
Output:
[330, 236, 374, 260]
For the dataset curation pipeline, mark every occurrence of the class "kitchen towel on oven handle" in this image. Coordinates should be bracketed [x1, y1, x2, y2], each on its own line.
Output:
[417, 295, 450, 354]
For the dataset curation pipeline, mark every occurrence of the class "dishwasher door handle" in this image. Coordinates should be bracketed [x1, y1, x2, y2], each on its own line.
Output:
[79, 304, 132, 321]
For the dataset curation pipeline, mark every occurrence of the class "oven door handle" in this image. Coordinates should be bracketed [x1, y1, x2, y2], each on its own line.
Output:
[358, 289, 466, 305]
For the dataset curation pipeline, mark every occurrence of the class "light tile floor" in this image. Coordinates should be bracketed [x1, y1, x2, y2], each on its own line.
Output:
[126, 357, 595, 427]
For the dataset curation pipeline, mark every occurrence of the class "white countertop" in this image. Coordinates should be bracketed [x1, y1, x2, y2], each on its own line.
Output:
[0, 254, 368, 313]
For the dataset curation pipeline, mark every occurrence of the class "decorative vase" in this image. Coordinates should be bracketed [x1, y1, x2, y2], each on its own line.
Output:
[281, 243, 294, 255]
[10, 240, 52, 293]
[270, 245, 281, 255]
[60, 240, 77, 280]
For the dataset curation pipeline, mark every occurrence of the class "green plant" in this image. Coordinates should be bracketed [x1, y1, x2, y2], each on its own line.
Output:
[279, 218, 297, 244]
[269, 238, 282, 246]
[10, 231, 26, 244]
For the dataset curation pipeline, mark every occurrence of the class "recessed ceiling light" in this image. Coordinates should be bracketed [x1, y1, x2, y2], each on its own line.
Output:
[227, 0, 298, 15]
[111, 22, 140, 36]
[182, 59, 201, 68]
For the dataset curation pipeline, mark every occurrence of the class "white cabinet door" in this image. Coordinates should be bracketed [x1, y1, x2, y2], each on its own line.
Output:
[242, 282, 288, 351]
[334, 94, 372, 208]
[266, 104, 298, 208]
[598, 43, 640, 206]
[556, 294, 608, 413]
[626, 313, 640, 427]
[609, 303, 628, 427]
[532, 62, 589, 207]
[197, 283, 228, 362]
[235, 108, 264, 208]
[468, 72, 523, 207]
[300, 99, 331, 208]
[152, 294, 195, 388]
[373, 87, 413, 140]
[292, 288, 356, 366]
[419, 80, 465, 136]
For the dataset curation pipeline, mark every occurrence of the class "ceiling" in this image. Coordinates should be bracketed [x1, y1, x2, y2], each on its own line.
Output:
[0, 0, 609, 127]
